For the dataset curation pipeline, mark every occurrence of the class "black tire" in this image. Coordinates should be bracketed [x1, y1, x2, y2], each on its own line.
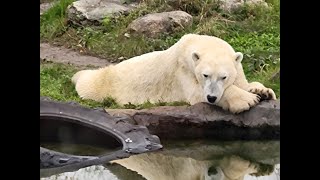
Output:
[40, 97, 162, 177]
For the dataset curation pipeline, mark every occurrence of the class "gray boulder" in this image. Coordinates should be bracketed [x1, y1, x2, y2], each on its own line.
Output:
[219, 0, 268, 12]
[67, 0, 138, 26]
[106, 100, 280, 140]
[127, 11, 193, 38]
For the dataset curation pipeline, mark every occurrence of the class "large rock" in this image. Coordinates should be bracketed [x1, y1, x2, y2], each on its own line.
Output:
[67, 0, 138, 26]
[166, 0, 268, 13]
[40, 2, 55, 15]
[106, 100, 280, 140]
[127, 11, 193, 38]
[219, 0, 268, 12]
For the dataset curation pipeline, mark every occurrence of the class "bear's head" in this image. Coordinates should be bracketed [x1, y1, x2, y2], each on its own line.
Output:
[178, 34, 243, 104]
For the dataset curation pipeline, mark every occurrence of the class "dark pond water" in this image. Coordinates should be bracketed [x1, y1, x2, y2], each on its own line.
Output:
[40, 140, 280, 180]
[41, 142, 122, 156]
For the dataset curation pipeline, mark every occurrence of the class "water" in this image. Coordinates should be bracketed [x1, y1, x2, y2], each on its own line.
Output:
[41, 142, 121, 156]
[40, 140, 280, 180]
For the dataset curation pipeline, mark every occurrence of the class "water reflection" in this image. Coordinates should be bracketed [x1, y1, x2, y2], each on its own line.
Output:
[41, 143, 115, 156]
[41, 140, 280, 180]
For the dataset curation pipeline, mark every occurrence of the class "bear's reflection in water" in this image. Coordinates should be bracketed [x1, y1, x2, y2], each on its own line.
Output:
[41, 141, 280, 180]
[111, 154, 276, 180]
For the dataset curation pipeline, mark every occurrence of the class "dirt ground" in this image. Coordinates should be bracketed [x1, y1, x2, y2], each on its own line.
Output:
[40, 43, 112, 67]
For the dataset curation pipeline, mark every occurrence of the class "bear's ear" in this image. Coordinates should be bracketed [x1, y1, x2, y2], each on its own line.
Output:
[192, 52, 200, 61]
[235, 52, 243, 63]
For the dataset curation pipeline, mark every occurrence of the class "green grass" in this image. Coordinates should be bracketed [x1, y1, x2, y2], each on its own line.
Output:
[40, 0, 280, 107]
[40, 0, 74, 40]
[40, 0, 279, 59]
[40, 63, 101, 107]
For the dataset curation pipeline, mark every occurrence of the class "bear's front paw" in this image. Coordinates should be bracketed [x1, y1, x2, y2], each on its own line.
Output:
[227, 92, 260, 114]
[248, 82, 276, 101]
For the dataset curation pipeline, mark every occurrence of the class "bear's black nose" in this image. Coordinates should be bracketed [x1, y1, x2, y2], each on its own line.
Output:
[207, 95, 217, 103]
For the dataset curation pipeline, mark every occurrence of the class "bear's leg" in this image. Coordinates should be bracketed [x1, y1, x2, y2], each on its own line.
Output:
[217, 85, 260, 114]
[233, 63, 250, 89]
[234, 63, 276, 100]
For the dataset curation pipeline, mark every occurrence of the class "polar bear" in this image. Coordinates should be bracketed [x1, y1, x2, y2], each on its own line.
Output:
[72, 34, 276, 113]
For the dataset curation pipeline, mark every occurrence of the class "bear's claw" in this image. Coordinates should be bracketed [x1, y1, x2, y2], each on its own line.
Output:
[249, 87, 276, 101]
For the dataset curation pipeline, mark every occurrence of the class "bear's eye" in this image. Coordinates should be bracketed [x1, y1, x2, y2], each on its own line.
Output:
[221, 76, 227, 80]
[203, 74, 209, 78]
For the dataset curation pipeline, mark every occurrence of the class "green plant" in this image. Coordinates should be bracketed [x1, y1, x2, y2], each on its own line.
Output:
[40, 0, 74, 39]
